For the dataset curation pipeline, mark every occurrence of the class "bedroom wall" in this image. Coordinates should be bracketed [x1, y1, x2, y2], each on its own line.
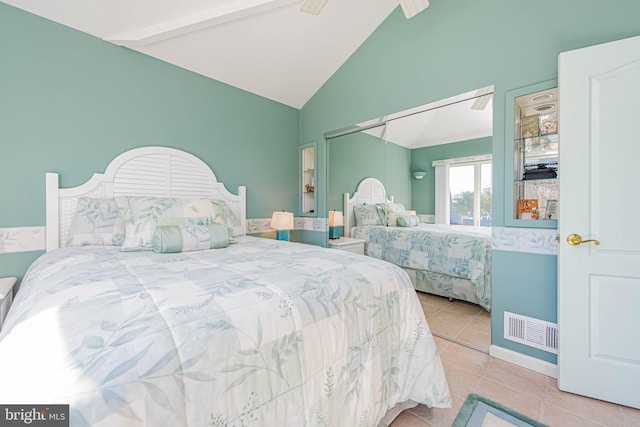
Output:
[0, 3, 300, 280]
[411, 136, 492, 216]
[328, 132, 411, 213]
[385, 142, 412, 208]
[301, 0, 640, 364]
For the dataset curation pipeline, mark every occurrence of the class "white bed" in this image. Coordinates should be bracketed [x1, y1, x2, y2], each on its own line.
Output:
[0, 147, 450, 426]
[344, 178, 492, 311]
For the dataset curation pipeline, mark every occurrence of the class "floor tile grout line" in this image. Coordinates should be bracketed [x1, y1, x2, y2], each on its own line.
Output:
[455, 309, 491, 349]
[421, 302, 449, 319]
[475, 367, 617, 427]
[539, 399, 611, 427]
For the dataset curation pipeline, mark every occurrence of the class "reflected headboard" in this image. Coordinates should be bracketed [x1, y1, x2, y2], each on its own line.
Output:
[343, 177, 393, 237]
[45, 146, 246, 251]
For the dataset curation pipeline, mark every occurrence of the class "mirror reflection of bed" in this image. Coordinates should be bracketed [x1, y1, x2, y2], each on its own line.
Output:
[327, 87, 493, 352]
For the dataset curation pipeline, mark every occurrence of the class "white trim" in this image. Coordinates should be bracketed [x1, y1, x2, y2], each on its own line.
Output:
[246, 217, 328, 234]
[433, 163, 449, 224]
[492, 226, 558, 255]
[0, 227, 46, 254]
[490, 344, 558, 379]
[432, 153, 492, 167]
[45, 173, 59, 252]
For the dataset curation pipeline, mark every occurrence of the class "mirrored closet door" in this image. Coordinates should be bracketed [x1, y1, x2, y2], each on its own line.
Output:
[326, 87, 494, 352]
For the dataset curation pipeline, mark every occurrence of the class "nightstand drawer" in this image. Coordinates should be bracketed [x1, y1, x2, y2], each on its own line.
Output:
[0, 277, 17, 330]
[328, 237, 366, 255]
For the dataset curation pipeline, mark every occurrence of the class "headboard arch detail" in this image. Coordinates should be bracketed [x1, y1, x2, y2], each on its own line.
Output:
[343, 177, 393, 237]
[46, 146, 246, 251]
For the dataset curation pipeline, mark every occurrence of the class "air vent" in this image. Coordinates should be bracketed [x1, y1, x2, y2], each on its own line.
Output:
[504, 311, 558, 354]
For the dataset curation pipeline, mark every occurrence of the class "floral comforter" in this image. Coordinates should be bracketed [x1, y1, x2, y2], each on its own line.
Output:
[352, 224, 492, 308]
[0, 237, 450, 426]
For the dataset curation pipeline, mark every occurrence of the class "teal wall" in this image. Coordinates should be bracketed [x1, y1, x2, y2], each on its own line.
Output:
[302, 0, 640, 361]
[328, 131, 386, 211]
[492, 251, 558, 364]
[0, 4, 300, 278]
[411, 136, 492, 215]
[328, 130, 411, 212]
[386, 142, 412, 208]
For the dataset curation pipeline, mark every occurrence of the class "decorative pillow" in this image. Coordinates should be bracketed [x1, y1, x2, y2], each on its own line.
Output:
[379, 202, 407, 226]
[210, 199, 244, 237]
[66, 198, 126, 246]
[353, 204, 385, 226]
[396, 215, 420, 227]
[116, 196, 227, 251]
[152, 224, 229, 253]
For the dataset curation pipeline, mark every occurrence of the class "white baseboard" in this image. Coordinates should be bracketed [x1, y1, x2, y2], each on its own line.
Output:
[490, 345, 558, 379]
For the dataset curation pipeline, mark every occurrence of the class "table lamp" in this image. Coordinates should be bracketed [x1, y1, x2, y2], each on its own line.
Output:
[271, 210, 294, 241]
[328, 210, 343, 239]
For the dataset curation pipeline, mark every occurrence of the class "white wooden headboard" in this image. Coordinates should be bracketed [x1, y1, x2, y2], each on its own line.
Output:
[46, 146, 247, 251]
[343, 177, 393, 237]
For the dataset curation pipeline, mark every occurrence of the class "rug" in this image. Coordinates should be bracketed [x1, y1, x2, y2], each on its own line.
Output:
[451, 393, 549, 427]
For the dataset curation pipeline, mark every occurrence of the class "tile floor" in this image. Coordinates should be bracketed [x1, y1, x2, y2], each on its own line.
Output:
[416, 292, 491, 351]
[389, 292, 640, 427]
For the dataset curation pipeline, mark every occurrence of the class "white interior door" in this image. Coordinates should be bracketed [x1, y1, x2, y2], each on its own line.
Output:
[558, 35, 640, 409]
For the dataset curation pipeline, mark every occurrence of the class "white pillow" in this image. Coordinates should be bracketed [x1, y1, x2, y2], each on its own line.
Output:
[378, 202, 407, 226]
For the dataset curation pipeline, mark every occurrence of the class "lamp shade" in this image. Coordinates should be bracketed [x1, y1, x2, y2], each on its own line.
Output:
[412, 171, 426, 179]
[328, 210, 344, 227]
[271, 211, 294, 230]
[406, 210, 417, 216]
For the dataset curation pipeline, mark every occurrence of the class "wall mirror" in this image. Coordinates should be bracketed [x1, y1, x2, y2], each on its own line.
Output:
[326, 86, 494, 352]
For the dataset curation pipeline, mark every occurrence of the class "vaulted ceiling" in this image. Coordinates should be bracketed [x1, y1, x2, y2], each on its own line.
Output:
[3, 0, 401, 108]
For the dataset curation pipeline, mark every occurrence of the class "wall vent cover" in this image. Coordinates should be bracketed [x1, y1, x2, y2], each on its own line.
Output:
[504, 311, 558, 354]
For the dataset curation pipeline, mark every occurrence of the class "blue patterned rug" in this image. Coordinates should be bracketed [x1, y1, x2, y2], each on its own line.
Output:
[451, 393, 549, 427]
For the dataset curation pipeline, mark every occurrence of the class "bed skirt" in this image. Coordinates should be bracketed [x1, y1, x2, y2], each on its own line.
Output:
[402, 267, 490, 311]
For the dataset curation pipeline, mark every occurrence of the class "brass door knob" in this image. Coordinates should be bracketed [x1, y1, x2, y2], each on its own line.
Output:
[566, 233, 600, 246]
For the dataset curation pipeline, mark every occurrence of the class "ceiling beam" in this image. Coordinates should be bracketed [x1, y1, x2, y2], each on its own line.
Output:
[104, 0, 300, 46]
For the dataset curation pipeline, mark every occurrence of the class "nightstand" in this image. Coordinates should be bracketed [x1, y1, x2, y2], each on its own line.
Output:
[328, 237, 366, 255]
[0, 277, 17, 330]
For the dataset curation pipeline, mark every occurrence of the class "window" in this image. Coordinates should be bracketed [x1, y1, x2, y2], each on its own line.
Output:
[433, 154, 492, 227]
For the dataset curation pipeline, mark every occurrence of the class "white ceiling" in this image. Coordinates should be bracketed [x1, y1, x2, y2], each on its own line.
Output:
[358, 87, 494, 149]
[4, 0, 400, 108]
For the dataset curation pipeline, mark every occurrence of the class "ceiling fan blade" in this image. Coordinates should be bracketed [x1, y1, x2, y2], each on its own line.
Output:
[399, 0, 430, 19]
[471, 86, 494, 110]
[300, 0, 328, 15]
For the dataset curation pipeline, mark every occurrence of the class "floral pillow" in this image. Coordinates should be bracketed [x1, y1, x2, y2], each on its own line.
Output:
[353, 204, 385, 226]
[116, 197, 227, 252]
[152, 223, 229, 253]
[396, 215, 420, 227]
[210, 199, 244, 237]
[66, 198, 126, 246]
[379, 202, 407, 226]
